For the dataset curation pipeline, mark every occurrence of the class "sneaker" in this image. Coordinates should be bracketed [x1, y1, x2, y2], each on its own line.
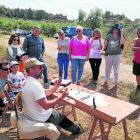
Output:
[102, 82, 108, 86]
[42, 83, 50, 89]
[72, 124, 84, 135]
[93, 80, 97, 84]
[115, 83, 119, 88]
[89, 77, 94, 80]
[72, 82, 76, 84]
[77, 81, 81, 86]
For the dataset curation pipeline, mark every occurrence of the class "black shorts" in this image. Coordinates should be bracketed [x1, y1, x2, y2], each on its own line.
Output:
[133, 60, 140, 76]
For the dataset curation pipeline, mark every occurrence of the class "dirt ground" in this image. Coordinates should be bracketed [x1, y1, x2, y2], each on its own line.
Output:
[0, 37, 140, 140]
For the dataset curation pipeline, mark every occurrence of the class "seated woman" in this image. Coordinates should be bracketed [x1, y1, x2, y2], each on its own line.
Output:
[7, 34, 23, 62]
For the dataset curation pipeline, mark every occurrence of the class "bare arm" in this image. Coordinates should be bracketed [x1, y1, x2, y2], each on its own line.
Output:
[44, 80, 60, 96]
[8, 81, 19, 89]
[132, 39, 140, 51]
[98, 38, 103, 50]
[86, 49, 90, 61]
[120, 29, 125, 45]
[57, 36, 62, 50]
[0, 92, 6, 99]
[37, 88, 69, 110]
[62, 42, 69, 49]
[68, 47, 72, 61]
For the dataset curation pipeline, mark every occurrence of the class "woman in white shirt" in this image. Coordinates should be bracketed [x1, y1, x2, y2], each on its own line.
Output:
[89, 28, 103, 84]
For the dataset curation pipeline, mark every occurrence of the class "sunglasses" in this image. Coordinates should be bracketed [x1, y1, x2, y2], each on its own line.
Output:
[13, 39, 19, 41]
[137, 32, 140, 35]
[60, 33, 64, 36]
[76, 30, 81, 33]
[112, 29, 118, 31]
[1, 68, 10, 71]
[31, 65, 43, 69]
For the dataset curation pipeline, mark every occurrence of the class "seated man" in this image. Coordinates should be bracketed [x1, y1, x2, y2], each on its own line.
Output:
[0, 62, 10, 117]
[22, 58, 83, 135]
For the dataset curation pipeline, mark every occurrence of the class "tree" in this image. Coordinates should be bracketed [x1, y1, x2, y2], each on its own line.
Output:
[87, 8, 103, 30]
[104, 11, 111, 19]
[78, 9, 86, 22]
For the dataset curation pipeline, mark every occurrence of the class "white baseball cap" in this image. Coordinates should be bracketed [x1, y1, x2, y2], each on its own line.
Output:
[10, 61, 19, 68]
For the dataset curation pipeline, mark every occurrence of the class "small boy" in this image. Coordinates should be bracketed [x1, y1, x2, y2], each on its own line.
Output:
[19, 52, 28, 76]
[8, 61, 25, 95]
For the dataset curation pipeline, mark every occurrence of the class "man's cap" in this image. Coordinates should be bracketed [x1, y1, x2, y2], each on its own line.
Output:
[24, 58, 44, 69]
[20, 52, 28, 58]
[10, 61, 19, 68]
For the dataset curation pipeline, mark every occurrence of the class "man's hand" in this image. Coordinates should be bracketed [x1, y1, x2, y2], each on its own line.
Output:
[54, 80, 61, 89]
[60, 88, 69, 99]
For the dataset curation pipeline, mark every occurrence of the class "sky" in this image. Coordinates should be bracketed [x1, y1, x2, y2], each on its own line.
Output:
[0, 0, 139, 21]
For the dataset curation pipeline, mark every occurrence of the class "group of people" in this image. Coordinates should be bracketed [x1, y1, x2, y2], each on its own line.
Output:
[57, 24, 125, 88]
[0, 25, 83, 135]
[0, 24, 140, 136]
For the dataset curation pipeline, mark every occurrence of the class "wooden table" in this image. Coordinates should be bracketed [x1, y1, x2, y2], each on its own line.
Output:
[53, 84, 140, 140]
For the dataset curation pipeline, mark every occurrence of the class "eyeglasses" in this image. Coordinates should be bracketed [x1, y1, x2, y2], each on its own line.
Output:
[76, 30, 81, 33]
[137, 32, 140, 35]
[60, 33, 64, 36]
[112, 29, 118, 31]
[0, 68, 10, 71]
[13, 39, 19, 41]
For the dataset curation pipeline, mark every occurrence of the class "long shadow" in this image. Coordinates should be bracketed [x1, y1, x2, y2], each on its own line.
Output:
[83, 81, 97, 91]
[99, 85, 118, 98]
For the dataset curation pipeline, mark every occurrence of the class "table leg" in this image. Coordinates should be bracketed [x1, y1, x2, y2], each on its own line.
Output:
[105, 124, 112, 139]
[72, 105, 77, 121]
[99, 120, 106, 140]
[122, 119, 128, 140]
[88, 118, 98, 140]
[62, 101, 66, 114]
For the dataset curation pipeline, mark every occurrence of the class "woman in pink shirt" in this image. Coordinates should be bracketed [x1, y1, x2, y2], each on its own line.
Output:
[69, 26, 91, 85]
[132, 28, 140, 94]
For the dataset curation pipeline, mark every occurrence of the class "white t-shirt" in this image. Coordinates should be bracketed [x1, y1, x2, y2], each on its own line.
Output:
[89, 39, 104, 59]
[7, 71, 24, 92]
[22, 76, 52, 122]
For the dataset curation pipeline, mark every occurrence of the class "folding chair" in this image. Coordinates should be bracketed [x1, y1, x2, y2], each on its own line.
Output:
[0, 89, 15, 128]
[10, 93, 60, 140]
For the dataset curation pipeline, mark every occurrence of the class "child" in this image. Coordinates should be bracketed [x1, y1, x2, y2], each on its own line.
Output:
[19, 52, 28, 76]
[8, 61, 25, 95]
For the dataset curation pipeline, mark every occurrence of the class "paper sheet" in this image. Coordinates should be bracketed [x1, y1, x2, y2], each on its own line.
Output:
[68, 89, 110, 108]
[83, 94, 110, 108]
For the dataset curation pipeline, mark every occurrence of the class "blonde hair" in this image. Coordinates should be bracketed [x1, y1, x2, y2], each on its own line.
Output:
[58, 30, 64, 35]
[92, 28, 102, 38]
[76, 26, 83, 31]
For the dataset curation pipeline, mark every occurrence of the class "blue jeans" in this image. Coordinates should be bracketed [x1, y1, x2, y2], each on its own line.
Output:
[38, 57, 49, 83]
[57, 54, 69, 79]
[71, 59, 86, 82]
